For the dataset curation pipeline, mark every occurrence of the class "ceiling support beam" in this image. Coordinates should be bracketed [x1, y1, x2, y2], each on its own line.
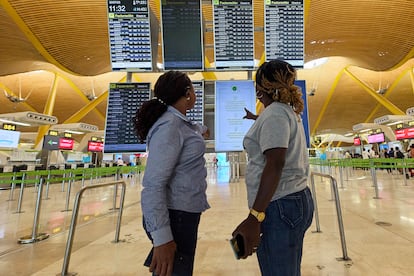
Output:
[410, 67, 414, 97]
[311, 68, 345, 136]
[64, 75, 127, 124]
[57, 72, 105, 120]
[364, 67, 414, 123]
[344, 68, 405, 115]
[0, 0, 78, 75]
[34, 73, 59, 147]
[0, 82, 37, 112]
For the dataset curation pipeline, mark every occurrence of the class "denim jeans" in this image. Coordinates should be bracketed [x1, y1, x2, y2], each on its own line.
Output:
[143, 209, 201, 276]
[256, 187, 314, 276]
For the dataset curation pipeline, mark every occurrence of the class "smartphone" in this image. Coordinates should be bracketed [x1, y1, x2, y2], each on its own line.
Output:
[229, 234, 245, 259]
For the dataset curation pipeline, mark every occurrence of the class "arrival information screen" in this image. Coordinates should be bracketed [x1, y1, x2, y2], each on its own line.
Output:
[107, 0, 152, 71]
[104, 83, 150, 153]
[265, 0, 304, 67]
[213, 0, 255, 69]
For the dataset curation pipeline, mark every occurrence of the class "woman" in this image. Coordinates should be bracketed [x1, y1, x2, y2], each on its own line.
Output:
[133, 71, 210, 276]
[232, 60, 314, 276]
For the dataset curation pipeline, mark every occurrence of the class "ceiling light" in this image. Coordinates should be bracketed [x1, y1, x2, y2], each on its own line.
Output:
[64, 130, 84, 135]
[0, 118, 31, 127]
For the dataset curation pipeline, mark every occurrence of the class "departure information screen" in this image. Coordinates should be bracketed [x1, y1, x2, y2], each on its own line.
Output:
[265, 0, 304, 67]
[213, 0, 255, 70]
[104, 83, 151, 153]
[107, 0, 152, 71]
[186, 81, 204, 124]
[161, 0, 203, 70]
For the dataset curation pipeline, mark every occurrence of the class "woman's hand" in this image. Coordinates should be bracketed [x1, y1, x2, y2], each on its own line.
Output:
[232, 215, 262, 259]
[243, 108, 258, 120]
[150, 240, 177, 276]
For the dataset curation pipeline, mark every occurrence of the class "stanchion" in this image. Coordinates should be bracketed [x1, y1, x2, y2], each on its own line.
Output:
[110, 169, 120, 210]
[44, 169, 51, 200]
[62, 171, 73, 212]
[339, 166, 344, 189]
[371, 167, 381, 199]
[18, 177, 50, 244]
[14, 173, 26, 213]
[58, 181, 126, 276]
[8, 172, 17, 201]
[310, 172, 351, 262]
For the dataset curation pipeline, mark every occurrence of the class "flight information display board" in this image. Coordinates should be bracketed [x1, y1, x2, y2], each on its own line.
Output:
[213, 0, 255, 70]
[104, 83, 151, 153]
[107, 0, 152, 71]
[265, 0, 304, 67]
[186, 81, 204, 125]
[215, 80, 255, 152]
[161, 0, 203, 70]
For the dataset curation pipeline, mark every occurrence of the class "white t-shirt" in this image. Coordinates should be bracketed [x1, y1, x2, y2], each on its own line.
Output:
[243, 102, 309, 208]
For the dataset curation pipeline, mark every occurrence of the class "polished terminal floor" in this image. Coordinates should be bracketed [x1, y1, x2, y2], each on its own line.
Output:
[1, 165, 414, 276]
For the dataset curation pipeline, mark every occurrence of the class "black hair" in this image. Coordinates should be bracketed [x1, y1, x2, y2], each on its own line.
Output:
[133, 71, 192, 142]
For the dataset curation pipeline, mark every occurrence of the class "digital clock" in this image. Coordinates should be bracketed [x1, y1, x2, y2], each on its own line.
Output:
[108, 5, 126, 12]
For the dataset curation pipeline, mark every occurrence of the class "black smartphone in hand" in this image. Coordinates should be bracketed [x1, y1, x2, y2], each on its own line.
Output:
[229, 234, 245, 259]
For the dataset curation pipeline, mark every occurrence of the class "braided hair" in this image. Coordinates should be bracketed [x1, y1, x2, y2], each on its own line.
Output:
[255, 60, 304, 114]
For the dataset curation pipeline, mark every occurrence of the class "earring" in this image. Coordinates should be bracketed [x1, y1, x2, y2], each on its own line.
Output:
[186, 97, 190, 101]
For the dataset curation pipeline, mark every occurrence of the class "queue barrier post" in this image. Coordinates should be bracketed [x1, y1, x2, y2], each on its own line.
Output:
[18, 177, 50, 244]
[310, 172, 351, 261]
[59, 180, 126, 276]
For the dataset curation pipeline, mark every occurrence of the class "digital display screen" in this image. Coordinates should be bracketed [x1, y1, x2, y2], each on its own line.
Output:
[354, 137, 361, 146]
[367, 133, 385, 144]
[161, 0, 203, 70]
[265, 0, 304, 67]
[0, 129, 20, 148]
[59, 138, 74, 150]
[186, 81, 204, 125]
[43, 135, 60, 150]
[107, 0, 152, 71]
[104, 82, 150, 153]
[395, 127, 414, 140]
[213, 0, 255, 69]
[214, 80, 256, 152]
[88, 141, 104, 152]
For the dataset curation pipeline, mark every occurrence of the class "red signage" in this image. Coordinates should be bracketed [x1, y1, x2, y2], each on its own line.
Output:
[59, 138, 74, 150]
[87, 141, 103, 152]
[395, 127, 414, 140]
[353, 137, 361, 146]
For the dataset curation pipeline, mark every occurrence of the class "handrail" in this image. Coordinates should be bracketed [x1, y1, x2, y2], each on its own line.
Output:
[59, 180, 127, 276]
[310, 172, 351, 261]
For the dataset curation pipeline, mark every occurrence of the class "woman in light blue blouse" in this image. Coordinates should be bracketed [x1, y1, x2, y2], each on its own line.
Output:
[134, 71, 209, 276]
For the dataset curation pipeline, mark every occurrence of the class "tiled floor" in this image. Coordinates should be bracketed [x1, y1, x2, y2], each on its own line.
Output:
[1, 165, 414, 275]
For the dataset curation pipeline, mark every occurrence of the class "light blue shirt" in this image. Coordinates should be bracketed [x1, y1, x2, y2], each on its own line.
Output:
[142, 106, 210, 246]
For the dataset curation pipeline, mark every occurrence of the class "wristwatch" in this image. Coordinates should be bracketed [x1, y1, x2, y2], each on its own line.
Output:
[250, 208, 266, 222]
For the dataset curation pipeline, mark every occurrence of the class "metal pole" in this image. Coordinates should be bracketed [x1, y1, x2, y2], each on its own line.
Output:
[371, 167, 381, 199]
[18, 177, 50, 244]
[15, 173, 26, 213]
[62, 171, 73, 212]
[330, 177, 350, 261]
[310, 174, 321, 233]
[60, 181, 126, 276]
[339, 166, 344, 189]
[8, 172, 17, 201]
[44, 170, 51, 200]
[61, 172, 66, 192]
[310, 172, 351, 261]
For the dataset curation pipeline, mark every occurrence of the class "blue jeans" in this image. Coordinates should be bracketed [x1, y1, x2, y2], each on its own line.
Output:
[256, 187, 314, 276]
[144, 209, 201, 276]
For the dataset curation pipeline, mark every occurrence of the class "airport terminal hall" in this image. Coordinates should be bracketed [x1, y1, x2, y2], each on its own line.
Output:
[1, 0, 414, 275]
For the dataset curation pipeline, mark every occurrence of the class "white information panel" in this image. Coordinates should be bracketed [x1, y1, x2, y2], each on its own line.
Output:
[0, 129, 20, 149]
[215, 80, 256, 152]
